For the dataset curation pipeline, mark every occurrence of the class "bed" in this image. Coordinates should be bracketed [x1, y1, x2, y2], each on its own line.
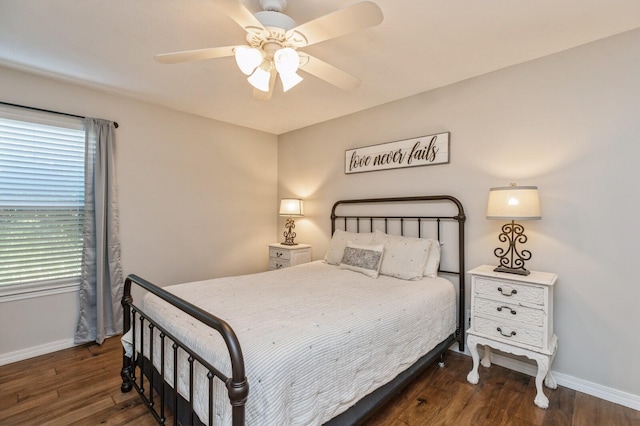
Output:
[120, 195, 466, 425]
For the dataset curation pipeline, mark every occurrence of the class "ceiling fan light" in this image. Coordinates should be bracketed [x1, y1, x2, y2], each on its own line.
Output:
[248, 66, 272, 92]
[279, 71, 303, 92]
[235, 46, 263, 75]
[274, 47, 300, 75]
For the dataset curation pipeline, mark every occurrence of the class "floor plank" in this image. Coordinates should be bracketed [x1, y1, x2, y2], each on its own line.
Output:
[0, 336, 637, 425]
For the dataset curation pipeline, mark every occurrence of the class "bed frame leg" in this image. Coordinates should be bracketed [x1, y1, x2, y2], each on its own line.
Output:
[438, 353, 445, 368]
[121, 354, 133, 392]
[121, 278, 134, 393]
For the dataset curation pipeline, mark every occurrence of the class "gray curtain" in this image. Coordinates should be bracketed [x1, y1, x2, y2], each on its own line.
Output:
[74, 118, 123, 344]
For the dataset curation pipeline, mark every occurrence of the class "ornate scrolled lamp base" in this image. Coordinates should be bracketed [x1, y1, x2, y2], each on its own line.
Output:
[281, 217, 298, 245]
[494, 220, 531, 276]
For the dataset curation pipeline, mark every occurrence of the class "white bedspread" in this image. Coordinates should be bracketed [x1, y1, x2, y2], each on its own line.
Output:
[124, 261, 456, 425]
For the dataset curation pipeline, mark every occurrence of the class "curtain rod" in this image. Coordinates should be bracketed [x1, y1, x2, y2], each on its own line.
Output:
[0, 101, 119, 128]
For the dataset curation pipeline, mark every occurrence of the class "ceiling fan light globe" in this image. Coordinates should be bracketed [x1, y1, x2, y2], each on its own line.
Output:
[235, 46, 263, 75]
[274, 47, 300, 74]
[248, 66, 272, 92]
[280, 71, 303, 92]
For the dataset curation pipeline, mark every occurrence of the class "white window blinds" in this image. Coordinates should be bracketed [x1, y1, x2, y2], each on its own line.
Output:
[0, 105, 85, 291]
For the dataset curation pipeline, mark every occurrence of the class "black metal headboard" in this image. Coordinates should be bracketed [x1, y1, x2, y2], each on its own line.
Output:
[330, 195, 466, 351]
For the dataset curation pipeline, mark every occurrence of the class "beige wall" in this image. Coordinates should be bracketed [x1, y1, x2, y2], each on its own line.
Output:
[278, 29, 640, 398]
[0, 67, 278, 360]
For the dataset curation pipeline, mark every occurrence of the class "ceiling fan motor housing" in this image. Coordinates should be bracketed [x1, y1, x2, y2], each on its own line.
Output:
[248, 10, 298, 51]
[260, 0, 287, 12]
[255, 11, 296, 31]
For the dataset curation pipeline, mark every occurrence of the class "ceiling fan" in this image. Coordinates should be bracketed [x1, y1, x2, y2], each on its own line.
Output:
[154, 0, 383, 100]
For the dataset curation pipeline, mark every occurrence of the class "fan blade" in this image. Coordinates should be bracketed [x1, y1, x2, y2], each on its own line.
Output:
[213, 0, 266, 36]
[154, 46, 236, 64]
[298, 53, 360, 91]
[253, 69, 277, 101]
[286, 1, 383, 47]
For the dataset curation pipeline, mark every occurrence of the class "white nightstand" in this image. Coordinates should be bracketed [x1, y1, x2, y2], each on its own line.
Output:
[268, 243, 311, 270]
[466, 265, 558, 409]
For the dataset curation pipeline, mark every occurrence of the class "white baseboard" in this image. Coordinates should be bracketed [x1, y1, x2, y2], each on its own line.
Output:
[552, 370, 640, 411]
[0, 338, 77, 366]
[450, 345, 640, 411]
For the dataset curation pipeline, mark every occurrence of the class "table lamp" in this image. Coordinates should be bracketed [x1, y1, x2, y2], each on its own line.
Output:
[486, 184, 541, 275]
[279, 198, 304, 245]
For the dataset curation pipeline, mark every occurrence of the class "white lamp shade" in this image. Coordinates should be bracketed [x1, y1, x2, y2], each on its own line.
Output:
[486, 185, 541, 220]
[274, 48, 300, 74]
[247, 66, 271, 92]
[235, 46, 263, 75]
[279, 198, 304, 217]
[279, 71, 303, 92]
[274, 48, 303, 92]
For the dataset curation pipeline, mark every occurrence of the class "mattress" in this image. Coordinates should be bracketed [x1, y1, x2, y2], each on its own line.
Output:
[123, 260, 456, 425]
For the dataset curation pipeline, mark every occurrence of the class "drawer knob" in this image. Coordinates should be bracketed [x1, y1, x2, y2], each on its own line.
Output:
[276, 252, 283, 257]
[496, 327, 516, 337]
[497, 286, 517, 296]
[497, 306, 517, 315]
[275, 263, 283, 269]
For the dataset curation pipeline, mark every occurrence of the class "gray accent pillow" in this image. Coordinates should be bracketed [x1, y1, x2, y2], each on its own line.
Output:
[339, 241, 384, 278]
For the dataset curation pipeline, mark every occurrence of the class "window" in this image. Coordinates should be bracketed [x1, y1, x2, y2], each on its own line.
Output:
[0, 105, 86, 301]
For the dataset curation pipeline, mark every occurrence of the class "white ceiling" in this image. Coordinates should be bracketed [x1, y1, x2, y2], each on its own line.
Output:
[1, 1, 640, 135]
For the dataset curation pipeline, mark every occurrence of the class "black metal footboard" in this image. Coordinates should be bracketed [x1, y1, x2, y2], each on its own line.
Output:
[120, 274, 248, 426]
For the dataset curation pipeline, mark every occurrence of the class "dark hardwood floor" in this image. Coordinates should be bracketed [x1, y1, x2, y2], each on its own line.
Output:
[1, 336, 638, 425]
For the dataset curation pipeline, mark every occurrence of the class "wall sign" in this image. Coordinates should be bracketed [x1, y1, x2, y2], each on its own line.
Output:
[345, 132, 450, 174]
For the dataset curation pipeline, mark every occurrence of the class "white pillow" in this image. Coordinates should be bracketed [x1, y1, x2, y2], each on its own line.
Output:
[339, 241, 384, 278]
[372, 230, 431, 280]
[324, 229, 375, 265]
[423, 239, 441, 278]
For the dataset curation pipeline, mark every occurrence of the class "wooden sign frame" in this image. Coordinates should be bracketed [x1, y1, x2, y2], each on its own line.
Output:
[345, 132, 450, 174]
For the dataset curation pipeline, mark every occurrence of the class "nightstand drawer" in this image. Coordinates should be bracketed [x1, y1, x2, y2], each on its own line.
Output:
[475, 277, 544, 305]
[269, 246, 292, 260]
[474, 316, 543, 348]
[269, 258, 289, 270]
[474, 297, 544, 326]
